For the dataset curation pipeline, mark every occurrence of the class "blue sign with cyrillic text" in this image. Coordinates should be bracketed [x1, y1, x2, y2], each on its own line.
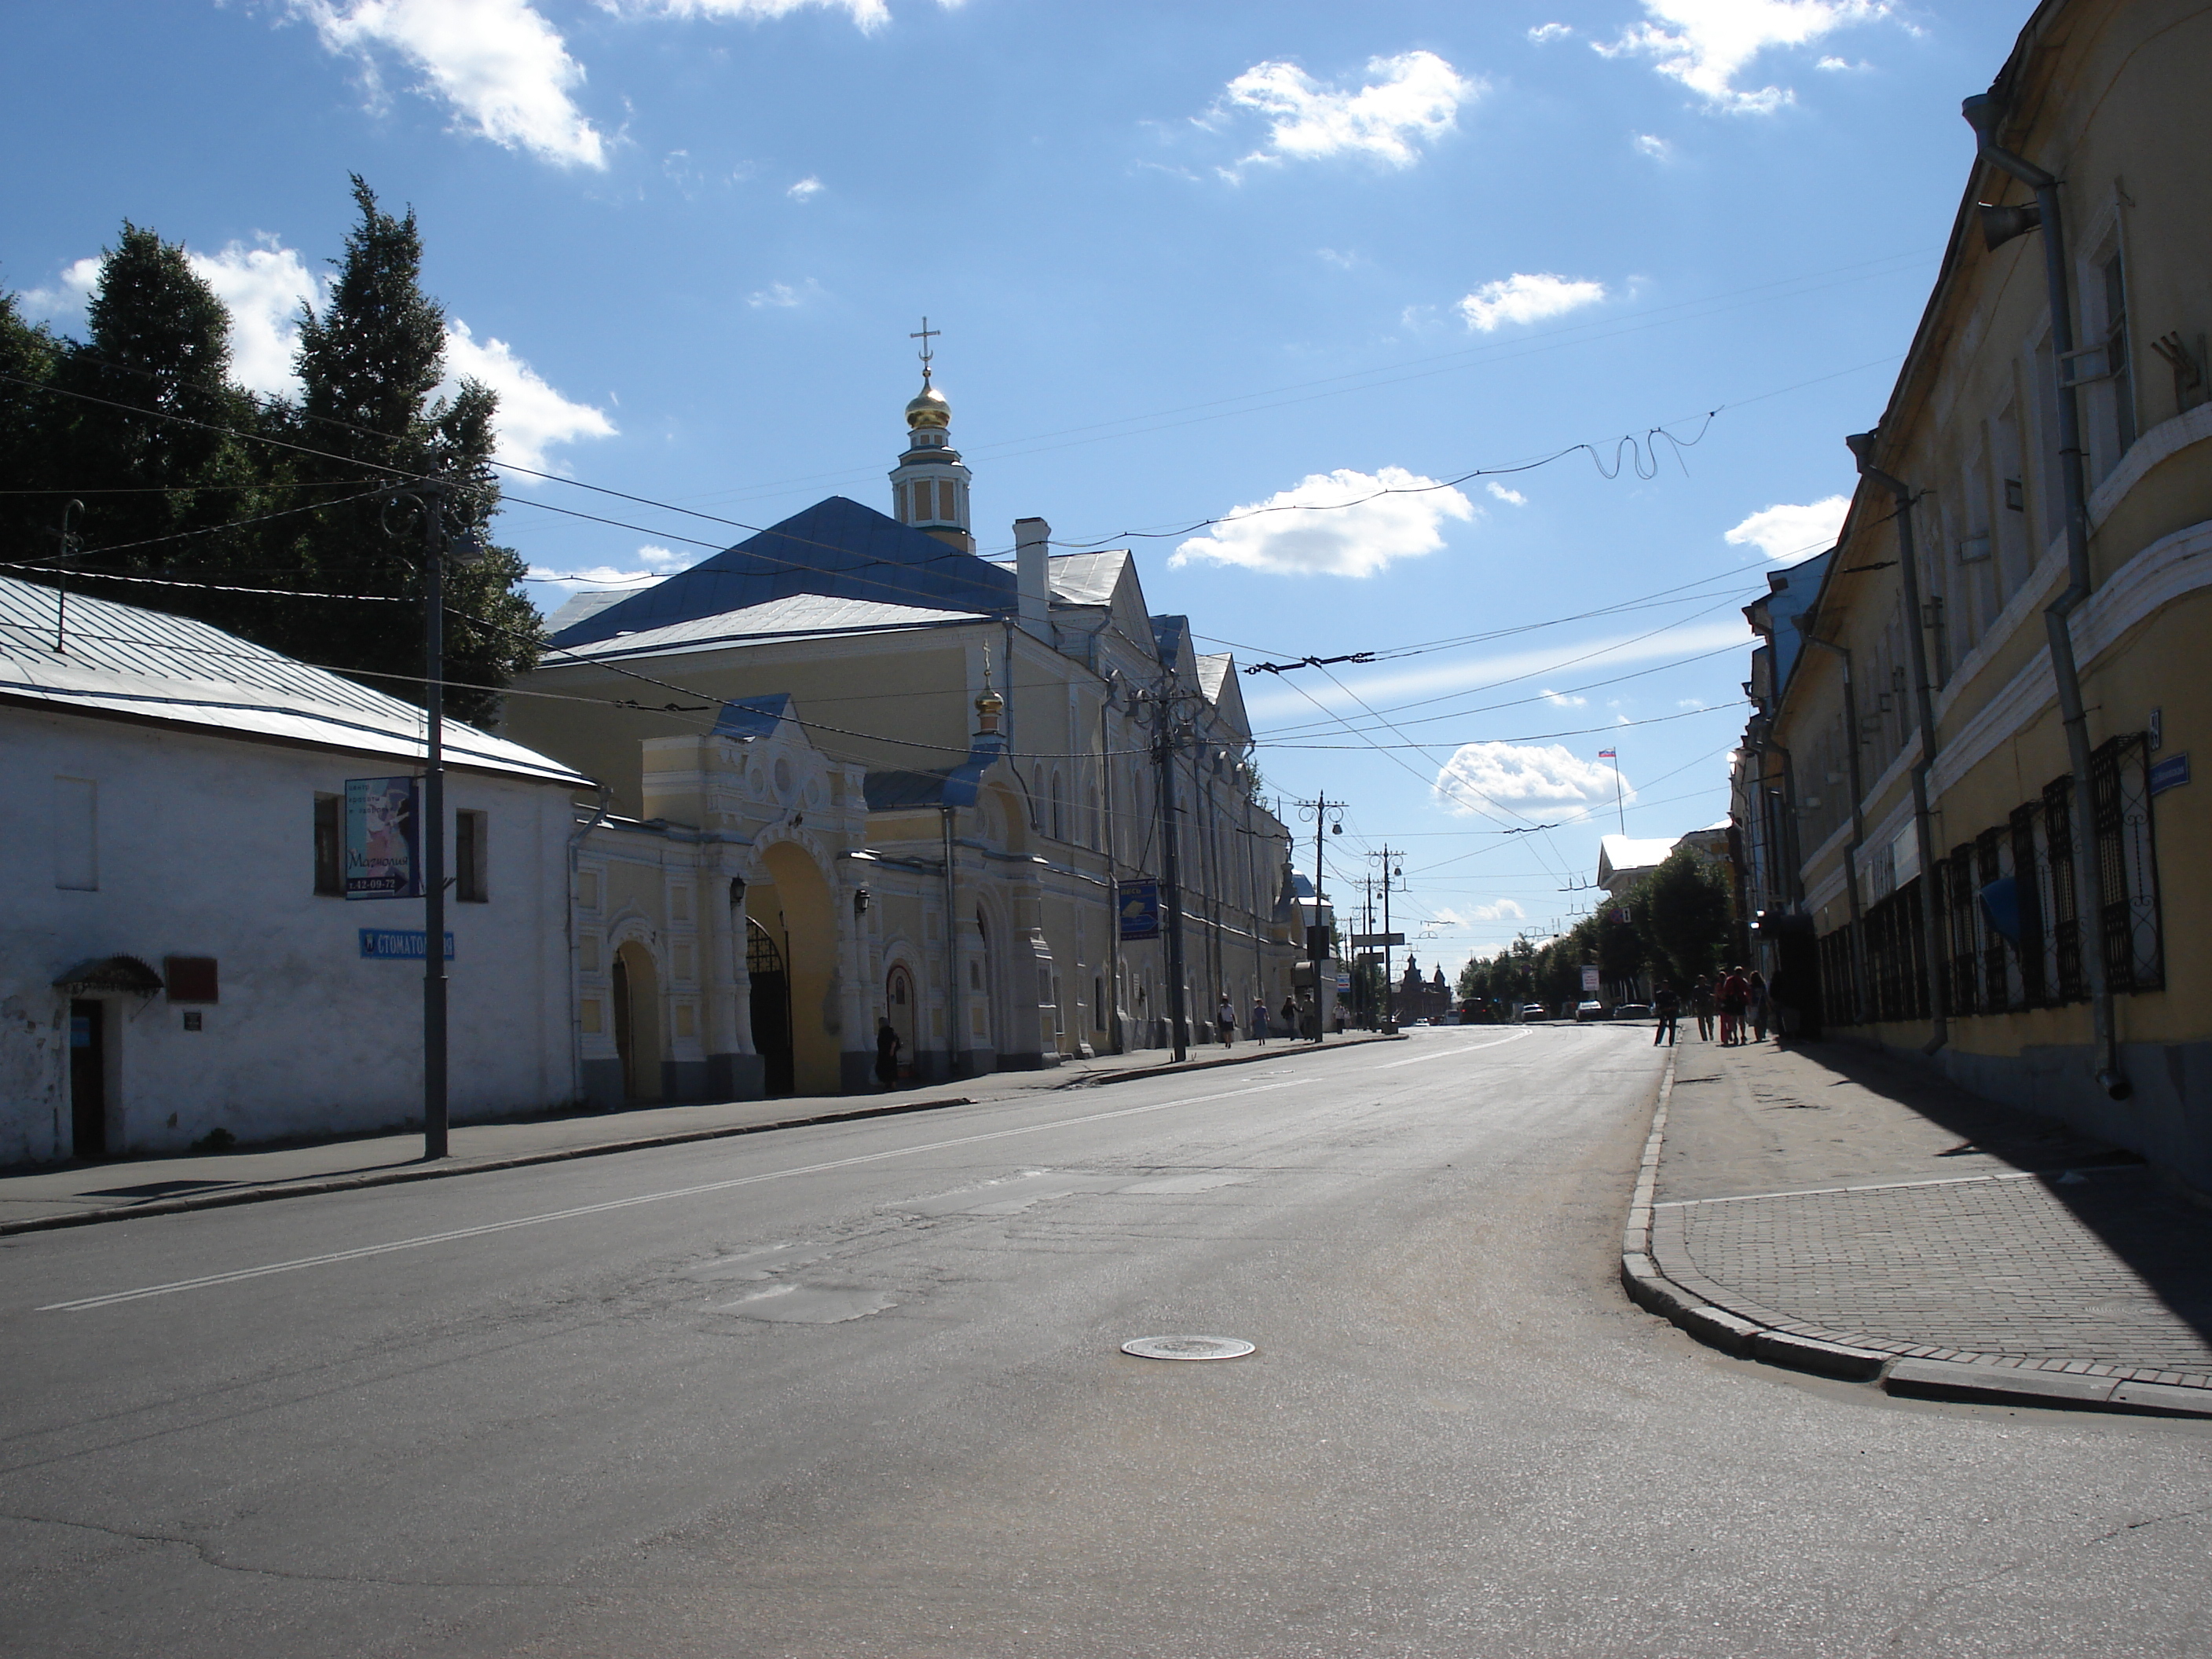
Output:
[359, 929, 456, 961]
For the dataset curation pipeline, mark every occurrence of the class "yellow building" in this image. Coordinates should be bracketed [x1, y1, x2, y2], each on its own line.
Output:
[1741, 0, 2212, 1186]
[506, 373, 1301, 1103]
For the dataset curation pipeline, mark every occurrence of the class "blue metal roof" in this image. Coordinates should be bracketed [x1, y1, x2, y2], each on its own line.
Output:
[548, 496, 1016, 647]
[712, 693, 795, 742]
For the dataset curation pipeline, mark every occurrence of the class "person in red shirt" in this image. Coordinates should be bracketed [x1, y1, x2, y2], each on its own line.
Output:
[1717, 968, 1750, 1046]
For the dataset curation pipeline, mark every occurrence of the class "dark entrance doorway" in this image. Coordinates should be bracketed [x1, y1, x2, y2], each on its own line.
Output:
[611, 955, 635, 1100]
[69, 999, 106, 1158]
[748, 919, 794, 1096]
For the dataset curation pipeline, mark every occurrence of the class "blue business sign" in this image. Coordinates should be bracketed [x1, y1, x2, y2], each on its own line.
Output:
[1118, 880, 1160, 941]
[2150, 752, 2190, 797]
[359, 929, 456, 961]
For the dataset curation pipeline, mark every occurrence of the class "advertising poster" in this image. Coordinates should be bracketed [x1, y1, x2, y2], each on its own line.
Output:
[345, 777, 420, 899]
[1117, 880, 1160, 940]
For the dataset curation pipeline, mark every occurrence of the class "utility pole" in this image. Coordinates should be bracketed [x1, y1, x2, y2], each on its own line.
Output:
[1370, 847, 1404, 1031]
[419, 485, 451, 1159]
[386, 481, 482, 1161]
[1295, 795, 1343, 1042]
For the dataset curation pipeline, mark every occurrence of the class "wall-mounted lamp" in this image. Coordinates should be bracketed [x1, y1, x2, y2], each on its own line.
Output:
[853, 886, 871, 916]
[728, 876, 746, 906]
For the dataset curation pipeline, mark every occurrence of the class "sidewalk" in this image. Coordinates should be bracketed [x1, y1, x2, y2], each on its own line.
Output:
[1621, 1032, 2212, 1417]
[0, 1030, 1401, 1236]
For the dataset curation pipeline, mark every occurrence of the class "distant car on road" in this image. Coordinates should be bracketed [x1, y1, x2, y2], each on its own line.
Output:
[1613, 1002, 1653, 1020]
[1520, 1003, 1547, 1020]
[1574, 999, 1605, 1022]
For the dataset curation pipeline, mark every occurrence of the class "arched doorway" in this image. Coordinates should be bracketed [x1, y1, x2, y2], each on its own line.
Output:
[756, 840, 840, 1095]
[748, 918, 795, 1096]
[885, 962, 917, 1077]
[611, 940, 661, 1102]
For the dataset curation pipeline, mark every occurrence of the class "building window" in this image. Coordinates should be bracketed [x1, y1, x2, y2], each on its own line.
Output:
[1050, 770, 1066, 840]
[313, 792, 342, 895]
[53, 776, 97, 892]
[2102, 251, 2136, 461]
[456, 810, 489, 903]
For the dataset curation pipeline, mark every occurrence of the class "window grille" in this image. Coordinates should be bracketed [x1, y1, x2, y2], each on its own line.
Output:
[2009, 803, 2046, 1005]
[2091, 732, 2163, 992]
[1945, 844, 1980, 1016]
[1976, 828, 2011, 1012]
[2042, 776, 2084, 1001]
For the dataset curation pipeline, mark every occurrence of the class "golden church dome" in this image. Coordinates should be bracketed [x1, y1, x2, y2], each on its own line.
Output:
[905, 378, 950, 430]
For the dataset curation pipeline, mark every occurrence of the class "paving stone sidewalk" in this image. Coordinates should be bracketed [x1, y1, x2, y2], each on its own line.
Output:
[1622, 1032, 2212, 1415]
[0, 1030, 1400, 1236]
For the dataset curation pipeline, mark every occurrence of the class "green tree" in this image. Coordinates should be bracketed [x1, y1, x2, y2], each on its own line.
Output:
[266, 176, 540, 721]
[49, 225, 266, 593]
[0, 287, 64, 563]
[1632, 848, 1734, 989]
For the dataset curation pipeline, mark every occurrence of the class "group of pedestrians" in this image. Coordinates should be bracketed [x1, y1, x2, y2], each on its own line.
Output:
[1650, 967, 1769, 1048]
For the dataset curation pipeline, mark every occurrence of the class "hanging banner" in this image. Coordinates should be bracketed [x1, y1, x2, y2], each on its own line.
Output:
[1117, 881, 1160, 940]
[345, 776, 420, 899]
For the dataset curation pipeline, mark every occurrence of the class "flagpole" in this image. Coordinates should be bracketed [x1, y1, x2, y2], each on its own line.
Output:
[1607, 751, 1625, 835]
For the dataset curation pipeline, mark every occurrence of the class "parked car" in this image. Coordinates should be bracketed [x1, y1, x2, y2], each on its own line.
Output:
[1575, 999, 1605, 1022]
[1613, 1002, 1652, 1020]
[1520, 1003, 1547, 1020]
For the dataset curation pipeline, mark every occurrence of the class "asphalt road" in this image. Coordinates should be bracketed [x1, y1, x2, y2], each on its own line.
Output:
[2, 1025, 2207, 1657]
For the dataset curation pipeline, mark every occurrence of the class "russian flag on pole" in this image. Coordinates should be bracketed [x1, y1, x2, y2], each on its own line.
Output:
[1597, 749, 1616, 759]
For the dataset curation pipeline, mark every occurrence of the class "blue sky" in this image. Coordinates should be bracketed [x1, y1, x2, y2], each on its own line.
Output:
[2, 0, 2034, 969]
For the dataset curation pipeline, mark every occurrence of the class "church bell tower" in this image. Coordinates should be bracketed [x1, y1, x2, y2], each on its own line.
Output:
[888, 318, 975, 553]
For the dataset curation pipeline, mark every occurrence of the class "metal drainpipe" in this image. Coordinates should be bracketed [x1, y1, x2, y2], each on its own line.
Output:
[941, 804, 962, 1080]
[1846, 436, 1950, 1056]
[1962, 93, 2128, 1100]
[1803, 637, 1873, 1024]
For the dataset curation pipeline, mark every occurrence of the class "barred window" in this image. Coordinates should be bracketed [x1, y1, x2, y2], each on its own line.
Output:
[2009, 804, 2046, 1005]
[2092, 733, 2163, 992]
[1976, 828, 2012, 1013]
[2043, 776, 2085, 1002]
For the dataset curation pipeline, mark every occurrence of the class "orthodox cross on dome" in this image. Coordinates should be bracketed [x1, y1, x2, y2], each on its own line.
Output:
[910, 317, 940, 383]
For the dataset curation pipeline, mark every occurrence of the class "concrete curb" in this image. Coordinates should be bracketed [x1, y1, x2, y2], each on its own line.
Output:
[1615, 1048, 2212, 1417]
[0, 1030, 1411, 1240]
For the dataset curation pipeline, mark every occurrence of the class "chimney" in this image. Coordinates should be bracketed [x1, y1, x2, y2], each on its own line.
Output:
[1015, 517, 1051, 641]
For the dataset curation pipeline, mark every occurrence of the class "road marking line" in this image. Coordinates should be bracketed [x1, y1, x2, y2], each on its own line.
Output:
[1380, 1033, 1535, 1068]
[38, 1079, 1300, 1313]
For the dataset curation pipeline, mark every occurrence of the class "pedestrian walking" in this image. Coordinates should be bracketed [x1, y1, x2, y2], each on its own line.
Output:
[1718, 966, 1750, 1046]
[874, 1017, 903, 1088]
[1652, 984, 1680, 1047]
[1281, 994, 1300, 1039]
[1748, 970, 1769, 1042]
[1691, 976, 1715, 1042]
[1216, 994, 1236, 1048]
[1250, 997, 1269, 1044]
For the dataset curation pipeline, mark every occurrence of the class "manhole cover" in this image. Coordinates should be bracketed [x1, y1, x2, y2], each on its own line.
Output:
[1121, 1335, 1256, 1361]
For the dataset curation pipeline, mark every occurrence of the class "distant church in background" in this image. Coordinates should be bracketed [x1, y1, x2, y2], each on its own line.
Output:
[507, 331, 1304, 1104]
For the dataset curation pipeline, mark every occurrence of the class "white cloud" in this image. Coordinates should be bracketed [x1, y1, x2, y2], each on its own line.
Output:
[185, 239, 326, 397]
[1632, 132, 1672, 159]
[631, 0, 910, 27]
[746, 278, 823, 308]
[786, 175, 824, 201]
[1171, 466, 1474, 579]
[287, 0, 607, 168]
[529, 544, 686, 605]
[1542, 688, 1588, 707]
[1434, 742, 1635, 816]
[1486, 482, 1527, 505]
[1815, 54, 1868, 70]
[441, 320, 618, 471]
[1467, 899, 1527, 922]
[1458, 272, 1606, 332]
[16, 257, 101, 326]
[1528, 23, 1574, 43]
[1723, 493, 1849, 560]
[1595, 0, 1890, 114]
[1217, 49, 1479, 172]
